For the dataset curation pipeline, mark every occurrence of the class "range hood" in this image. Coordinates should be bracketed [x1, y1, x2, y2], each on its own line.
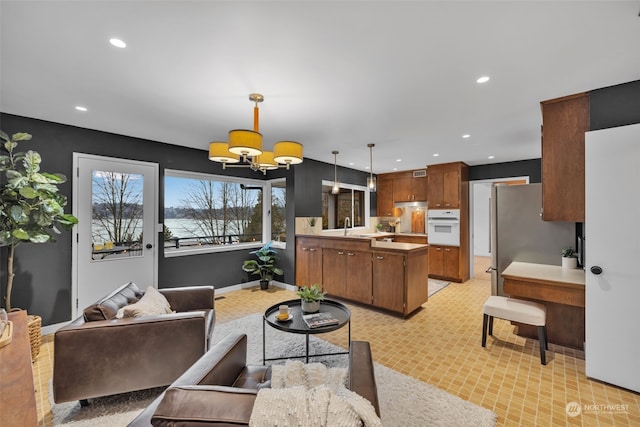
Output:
[394, 201, 428, 208]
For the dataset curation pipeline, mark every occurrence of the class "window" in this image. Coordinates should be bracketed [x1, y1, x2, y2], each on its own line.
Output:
[163, 170, 285, 256]
[321, 180, 370, 231]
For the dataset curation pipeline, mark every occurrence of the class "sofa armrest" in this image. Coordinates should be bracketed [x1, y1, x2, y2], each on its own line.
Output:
[350, 341, 380, 416]
[150, 386, 258, 427]
[160, 286, 215, 312]
[128, 333, 250, 427]
[53, 313, 207, 403]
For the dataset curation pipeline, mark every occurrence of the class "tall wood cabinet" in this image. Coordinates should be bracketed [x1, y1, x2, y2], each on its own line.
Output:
[426, 161, 470, 283]
[540, 92, 589, 222]
[376, 174, 396, 217]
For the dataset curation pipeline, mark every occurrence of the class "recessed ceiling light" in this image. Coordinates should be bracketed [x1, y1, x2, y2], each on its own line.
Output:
[109, 38, 127, 48]
[75, 106, 87, 112]
[392, 168, 398, 171]
[349, 162, 355, 166]
[395, 159, 402, 162]
[462, 134, 471, 139]
[477, 76, 490, 84]
[488, 155, 495, 159]
[433, 153, 439, 157]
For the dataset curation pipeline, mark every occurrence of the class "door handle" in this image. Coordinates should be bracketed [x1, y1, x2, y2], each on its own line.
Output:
[146, 244, 153, 249]
[590, 266, 603, 275]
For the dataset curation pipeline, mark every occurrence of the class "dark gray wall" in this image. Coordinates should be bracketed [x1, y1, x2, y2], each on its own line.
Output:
[469, 159, 541, 183]
[590, 80, 640, 131]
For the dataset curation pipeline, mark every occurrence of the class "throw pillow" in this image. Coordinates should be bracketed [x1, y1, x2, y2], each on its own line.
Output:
[119, 287, 173, 318]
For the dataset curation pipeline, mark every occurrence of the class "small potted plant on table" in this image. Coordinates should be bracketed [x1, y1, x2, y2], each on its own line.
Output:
[296, 284, 326, 313]
[242, 242, 283, 290]
[562, 248, 578, 269]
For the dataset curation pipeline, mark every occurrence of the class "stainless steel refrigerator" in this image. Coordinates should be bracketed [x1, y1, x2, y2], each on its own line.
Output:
[489, 183, 575, 296]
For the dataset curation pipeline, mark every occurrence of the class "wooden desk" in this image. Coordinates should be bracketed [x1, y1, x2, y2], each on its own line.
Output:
[0, 310, 38, 427]
[502, 262, 585, 350]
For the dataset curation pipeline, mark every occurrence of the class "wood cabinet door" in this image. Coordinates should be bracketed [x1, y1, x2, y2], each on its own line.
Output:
[428, 245, 444, 277]
[412, 177, 428, 201]
[295, 240, 311, 286]
[345, 250, 372, 304]
[443, 246, 460, 280]
[541, 93, 588, 222]
[372, 252, 405, 313]
[442, 170, 460, 208]
[376, 177, 395, 216]
[308, 247, 323, 286]
[427, 171, 444, 208]
[322, 249, 347, 297]
[393, 177, 412, 202]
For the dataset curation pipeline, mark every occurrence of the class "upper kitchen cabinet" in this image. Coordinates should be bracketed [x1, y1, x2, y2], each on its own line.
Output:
[376, 174, 396, 217]
[427, 162, 468, 209]
[540, 92, 589, 222]
[392, 170, 428, 202]
[377, 170, 427, 216]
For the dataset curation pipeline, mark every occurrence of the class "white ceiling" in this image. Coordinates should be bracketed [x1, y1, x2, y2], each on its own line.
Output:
[1, 1, 639, 173]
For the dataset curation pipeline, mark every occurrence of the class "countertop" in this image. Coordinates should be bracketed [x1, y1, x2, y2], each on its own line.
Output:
[502, 262, 585, 287]
[295, 233, 428, 252]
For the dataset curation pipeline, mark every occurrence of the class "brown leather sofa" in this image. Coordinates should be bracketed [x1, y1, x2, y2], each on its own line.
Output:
[53, 282, 216, 405]
[128, 332, 380, 426]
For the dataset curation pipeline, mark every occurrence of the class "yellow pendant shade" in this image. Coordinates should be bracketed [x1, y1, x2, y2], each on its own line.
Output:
[273, 141, 303, 165]
[209, 142, 240, 163]
[256, 151, 279, 170]
[228, 129, 263, 157]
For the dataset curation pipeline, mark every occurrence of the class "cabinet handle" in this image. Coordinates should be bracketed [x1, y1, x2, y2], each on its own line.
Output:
[347, 252, 355, 256]
[309, 248, 316, 252]
[444, 203, 451, 207]
[436, 247, 442, 251]
[338, 251, 345, 255]
[302, 247, 309, 251]
[376, 256, 384, 260]
[445, 248, 451, 252]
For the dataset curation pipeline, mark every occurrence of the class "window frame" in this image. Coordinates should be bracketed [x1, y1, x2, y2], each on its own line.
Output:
[163, 169, 282, 257]
[320, 180, 371, 232]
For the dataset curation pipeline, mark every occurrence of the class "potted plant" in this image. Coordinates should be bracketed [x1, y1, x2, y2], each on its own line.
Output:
[241, 241, 283, 290]
[296, 284, 326, 313]
[562, 248, 578, 269]
[0, 131, 78, 311]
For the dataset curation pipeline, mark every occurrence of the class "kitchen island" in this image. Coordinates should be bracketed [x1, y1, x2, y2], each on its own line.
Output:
[295, 234, 428, 316]
[502, 261, 585, 349]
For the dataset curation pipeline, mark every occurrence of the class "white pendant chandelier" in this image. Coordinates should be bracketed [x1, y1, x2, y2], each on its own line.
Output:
[331, 150, 340, 194]
[208, 93, 303, 174]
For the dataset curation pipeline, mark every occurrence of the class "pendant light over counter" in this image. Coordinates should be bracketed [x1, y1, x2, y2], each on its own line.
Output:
[331, 150, 340, 194]
[367, 143, 376, 192]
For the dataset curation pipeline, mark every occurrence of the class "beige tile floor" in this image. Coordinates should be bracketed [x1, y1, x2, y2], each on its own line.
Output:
[34, 278, 639, 426]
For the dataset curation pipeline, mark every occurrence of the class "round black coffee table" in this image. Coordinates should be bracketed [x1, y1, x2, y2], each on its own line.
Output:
[263, 299, 351, 364]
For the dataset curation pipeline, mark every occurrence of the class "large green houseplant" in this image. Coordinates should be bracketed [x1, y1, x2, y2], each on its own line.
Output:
[242, 241, 283, 290]
[0, 131, 78, 310]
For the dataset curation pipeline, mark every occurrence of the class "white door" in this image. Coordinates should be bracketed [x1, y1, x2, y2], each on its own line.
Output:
[72, 154, 158, 318]
[585, 123, 640, 392]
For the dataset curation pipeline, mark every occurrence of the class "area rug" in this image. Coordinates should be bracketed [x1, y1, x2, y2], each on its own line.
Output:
[428, 278, 451, 297]
[51, 313, 497, 427]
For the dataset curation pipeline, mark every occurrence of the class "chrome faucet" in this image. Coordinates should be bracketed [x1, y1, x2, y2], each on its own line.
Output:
[344, 217, 351, 236]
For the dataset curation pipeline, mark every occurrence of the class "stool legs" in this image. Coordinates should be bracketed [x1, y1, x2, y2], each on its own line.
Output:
[482, 315, 548, 365]
[537, 326, 547, 365]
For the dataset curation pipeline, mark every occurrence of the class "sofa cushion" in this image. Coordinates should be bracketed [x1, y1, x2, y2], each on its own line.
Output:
[83, 282, 143, 322]
[119, 286, 173, 318]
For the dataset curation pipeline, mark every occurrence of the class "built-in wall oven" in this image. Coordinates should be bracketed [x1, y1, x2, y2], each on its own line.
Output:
[427, 209, 460, 246]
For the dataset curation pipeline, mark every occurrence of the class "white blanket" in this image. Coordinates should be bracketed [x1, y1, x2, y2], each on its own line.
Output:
[249, 361, 382, 427]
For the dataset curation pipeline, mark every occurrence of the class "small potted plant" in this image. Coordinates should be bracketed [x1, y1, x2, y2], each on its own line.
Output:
[562, 248, 578, 269]
[296, 284, 326, 313]
[242, 242, 283, 290]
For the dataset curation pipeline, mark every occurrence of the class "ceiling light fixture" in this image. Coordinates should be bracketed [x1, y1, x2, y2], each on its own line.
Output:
[367, 143, 376, 192]
[331, 150, 340, 195]
[462, 134, 471, 138]
[75, 106, 87, 112]
[208, 93, 303, 174]
[477, 76, 490, 83]
[109, 38, 126, 48]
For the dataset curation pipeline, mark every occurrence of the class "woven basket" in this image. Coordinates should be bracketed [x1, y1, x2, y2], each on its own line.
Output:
[27, 314, 42, 360]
